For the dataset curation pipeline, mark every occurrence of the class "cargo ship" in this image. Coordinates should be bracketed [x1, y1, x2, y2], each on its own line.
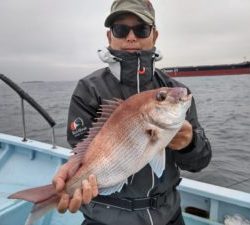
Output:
[163, 61, 250, 77]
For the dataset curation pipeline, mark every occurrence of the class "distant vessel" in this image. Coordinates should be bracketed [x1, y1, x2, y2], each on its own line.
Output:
[163, 61, 250, 77]
[22, 81, 44, 84]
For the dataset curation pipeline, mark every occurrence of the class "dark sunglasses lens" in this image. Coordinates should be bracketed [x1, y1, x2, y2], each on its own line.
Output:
[133, 24, 152, 38]
[111, 24, 152, 38]
[112, 24, 130, 38]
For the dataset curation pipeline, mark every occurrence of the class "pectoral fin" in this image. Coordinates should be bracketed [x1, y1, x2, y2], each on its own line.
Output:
[146, 127, 159, 142]
[149, 149, 166, 178]
[98, 180, 128, 195]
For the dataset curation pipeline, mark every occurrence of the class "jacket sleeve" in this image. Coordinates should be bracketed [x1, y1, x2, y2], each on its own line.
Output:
[67, 79, 100, 148]
[173, 96, 212, 172]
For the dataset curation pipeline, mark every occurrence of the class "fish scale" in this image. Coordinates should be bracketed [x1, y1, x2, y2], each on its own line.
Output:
[95, 126, 148, 187]
[81, 115, 148, 188]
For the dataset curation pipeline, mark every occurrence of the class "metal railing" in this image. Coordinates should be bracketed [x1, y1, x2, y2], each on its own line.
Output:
[0, 74, 57, 148]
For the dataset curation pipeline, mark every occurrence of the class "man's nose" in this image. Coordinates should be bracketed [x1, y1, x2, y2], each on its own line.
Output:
[126, 29, 137, 41]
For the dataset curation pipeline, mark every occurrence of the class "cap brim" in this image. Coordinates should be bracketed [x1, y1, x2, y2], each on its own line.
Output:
[104, 10, 154, 27]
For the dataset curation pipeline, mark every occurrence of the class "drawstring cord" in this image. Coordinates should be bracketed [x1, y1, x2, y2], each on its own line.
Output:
[136, 52, 143, 93]
[152, 52, 158, 81]
[137, 55, 141, 93]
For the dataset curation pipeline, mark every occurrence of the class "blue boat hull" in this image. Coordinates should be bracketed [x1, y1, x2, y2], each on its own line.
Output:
[1, 133, 250, 225]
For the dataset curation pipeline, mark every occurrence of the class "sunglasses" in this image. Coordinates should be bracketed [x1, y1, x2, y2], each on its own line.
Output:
[111, 24, 153, 39]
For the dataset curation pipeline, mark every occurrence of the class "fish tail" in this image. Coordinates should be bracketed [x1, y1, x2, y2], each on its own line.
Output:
[25, 195, 59, 225]
[8, 184, 59, 225]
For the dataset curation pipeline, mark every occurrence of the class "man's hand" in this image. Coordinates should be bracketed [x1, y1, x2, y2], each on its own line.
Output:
[52, 162, 98, 213]
[168, 120, 193, 151]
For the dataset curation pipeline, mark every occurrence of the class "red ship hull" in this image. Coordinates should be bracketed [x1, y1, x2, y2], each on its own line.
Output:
[163, 62, 250, 77]
[168, 68, 250, 77]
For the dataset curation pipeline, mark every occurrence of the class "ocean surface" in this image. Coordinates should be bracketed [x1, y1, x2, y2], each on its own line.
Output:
[0, 74, 250, 193]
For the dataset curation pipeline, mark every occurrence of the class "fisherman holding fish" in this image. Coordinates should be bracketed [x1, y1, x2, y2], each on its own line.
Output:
[55, 0, 212, 224]
[9, 0, 211, 225]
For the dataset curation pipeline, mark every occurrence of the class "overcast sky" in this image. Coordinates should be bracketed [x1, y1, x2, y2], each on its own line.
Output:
[0, 0, 250, 82]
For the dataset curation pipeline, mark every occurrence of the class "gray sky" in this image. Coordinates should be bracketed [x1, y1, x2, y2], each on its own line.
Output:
[0, 0, 250, 82]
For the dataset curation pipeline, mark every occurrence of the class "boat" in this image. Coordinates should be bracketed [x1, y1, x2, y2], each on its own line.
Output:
[1, 74, 250, 225]
[163, 61, 250, 77]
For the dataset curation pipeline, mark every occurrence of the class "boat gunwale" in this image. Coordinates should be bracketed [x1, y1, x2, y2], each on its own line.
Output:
[0, 133, 71, 160]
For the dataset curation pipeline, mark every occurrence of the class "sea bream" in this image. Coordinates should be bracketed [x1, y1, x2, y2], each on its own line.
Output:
[8, 87, 192, 225]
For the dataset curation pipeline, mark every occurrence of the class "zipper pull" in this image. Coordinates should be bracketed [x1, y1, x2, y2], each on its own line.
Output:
[138, 65, 146, 75]
[136, 52, 146, 75]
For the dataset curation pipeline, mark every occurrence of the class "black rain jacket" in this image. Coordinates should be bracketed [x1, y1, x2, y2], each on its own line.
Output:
[66, 49, 212, 225]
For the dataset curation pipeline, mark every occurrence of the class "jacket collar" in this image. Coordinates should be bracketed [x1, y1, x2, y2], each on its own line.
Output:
[98, 47, 162, 92]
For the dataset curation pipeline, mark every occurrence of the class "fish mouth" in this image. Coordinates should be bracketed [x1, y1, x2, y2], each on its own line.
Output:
[180, 94, 192, 102]
[151, 119, 183, 130]
[163, 87, 192, 104]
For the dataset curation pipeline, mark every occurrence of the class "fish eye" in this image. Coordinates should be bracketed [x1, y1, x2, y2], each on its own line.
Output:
[156, 91, 167, 102]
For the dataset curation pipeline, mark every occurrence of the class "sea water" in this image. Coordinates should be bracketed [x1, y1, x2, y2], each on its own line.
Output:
[0, 75, 250, 193]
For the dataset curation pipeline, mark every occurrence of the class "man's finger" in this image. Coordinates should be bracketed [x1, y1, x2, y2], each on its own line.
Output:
[89, 175, 99, 197]
[53, 178, 66, 193]
[53, 164, 69, 192]
[69, 188, 82, 213]
[82, 180, 92, 204]
[57, 193, 70, 214]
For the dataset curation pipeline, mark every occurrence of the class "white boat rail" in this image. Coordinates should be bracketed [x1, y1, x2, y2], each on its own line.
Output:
[0, 74, 57, 148]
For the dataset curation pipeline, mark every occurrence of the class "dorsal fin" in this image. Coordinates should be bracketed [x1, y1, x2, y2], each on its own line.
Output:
[69, 98, 123, 163]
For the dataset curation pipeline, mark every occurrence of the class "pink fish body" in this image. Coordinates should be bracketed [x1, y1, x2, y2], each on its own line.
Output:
[9, 87, 192, 225]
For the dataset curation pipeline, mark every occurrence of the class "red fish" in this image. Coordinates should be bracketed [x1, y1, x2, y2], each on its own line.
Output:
[9, 87, 192, 225]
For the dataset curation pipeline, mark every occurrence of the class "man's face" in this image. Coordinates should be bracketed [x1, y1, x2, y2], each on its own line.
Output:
[107, 14, 158, 52]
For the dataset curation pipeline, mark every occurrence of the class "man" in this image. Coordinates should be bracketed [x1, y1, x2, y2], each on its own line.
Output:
[53, 0, 212, 224]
